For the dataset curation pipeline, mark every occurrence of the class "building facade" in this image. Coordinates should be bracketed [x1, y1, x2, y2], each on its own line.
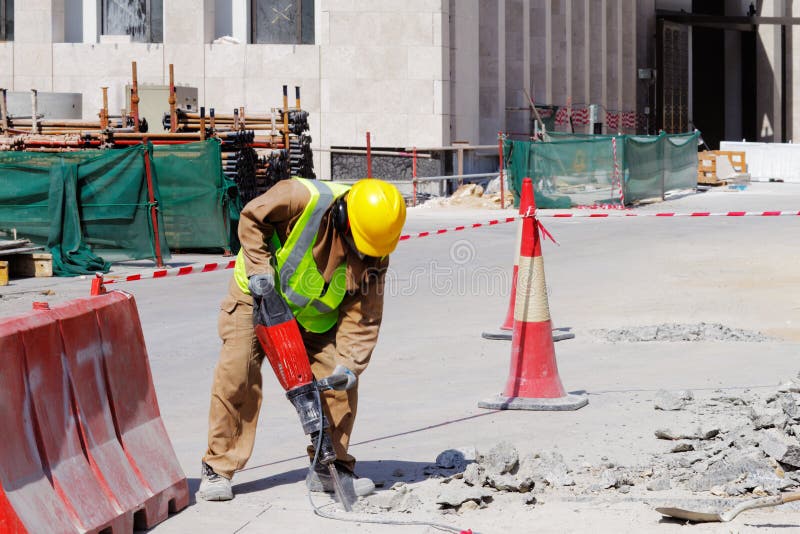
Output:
[0, 1, 792, 178]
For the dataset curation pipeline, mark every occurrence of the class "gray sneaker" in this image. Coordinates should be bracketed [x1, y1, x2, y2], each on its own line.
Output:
[305, 463, 375, 497]
[197, 462, 233, 501]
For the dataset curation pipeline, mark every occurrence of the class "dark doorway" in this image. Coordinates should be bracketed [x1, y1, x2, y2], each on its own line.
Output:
[692, 1, 725, 148]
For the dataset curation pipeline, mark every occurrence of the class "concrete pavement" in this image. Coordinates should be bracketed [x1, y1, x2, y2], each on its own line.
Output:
[1, 183, 799, 533]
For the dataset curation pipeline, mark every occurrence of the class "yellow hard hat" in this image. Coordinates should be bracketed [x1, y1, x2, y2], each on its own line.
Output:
[346, 179, 406, 257]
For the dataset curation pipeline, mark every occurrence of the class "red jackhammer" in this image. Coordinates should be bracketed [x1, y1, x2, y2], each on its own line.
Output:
[251, 276, 357, 511]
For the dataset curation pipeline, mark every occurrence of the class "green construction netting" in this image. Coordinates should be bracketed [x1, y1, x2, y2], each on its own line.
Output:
[0, 144, 170, 276]
[504, 131, 700, 208]
[0, 140, 238, 276]
[154, 140, 236, 251]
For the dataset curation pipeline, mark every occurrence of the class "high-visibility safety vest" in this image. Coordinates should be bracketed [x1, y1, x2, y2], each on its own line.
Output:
[234, 178, 351, 333]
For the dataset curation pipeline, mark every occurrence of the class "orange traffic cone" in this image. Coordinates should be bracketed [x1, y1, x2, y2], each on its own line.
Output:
[480, 182, 529, 340]
[479, 178, 587, 411]
[481, 179, 575, 343]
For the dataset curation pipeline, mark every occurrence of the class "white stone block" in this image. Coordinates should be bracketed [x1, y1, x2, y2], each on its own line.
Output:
[326, 77, 369, 113]
[0, 43, 13, 87]
[206, 43, 247, 78]
[320, 46, 359, 80]
[11, 75, 55, 93]
[323, 111, 358, 146]
[246, 45, 319, 80]
[382, 13, 433, 46]
[402, 79, 434, 115]
[409, 113, 446, 147]
[13, 44, 53, 77]
[319, 10, 331, 45]
[165, 45, 206, 81]
[204, 76, 246, 112]
[328, 12, 378, 45]
[163, 0, 205, 44]
[55, 43, 163, 80]
[356, 112, 408, 147]
[356, 46, 409, 80]
[13, 8, 53, 43]
[433, 79, 449, 116]
[352, 0, 445, 12]
[407, 46, 444, 81]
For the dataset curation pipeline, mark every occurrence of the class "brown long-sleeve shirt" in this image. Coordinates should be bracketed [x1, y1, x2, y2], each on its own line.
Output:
[237, 179, 388, 370]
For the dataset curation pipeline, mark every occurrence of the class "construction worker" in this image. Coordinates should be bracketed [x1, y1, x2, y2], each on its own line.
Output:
[198, 177, 406, 501]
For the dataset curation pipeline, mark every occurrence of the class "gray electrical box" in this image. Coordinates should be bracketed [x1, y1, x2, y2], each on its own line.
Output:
[124, 84, 198, 132]
[6, 92, 82, 119]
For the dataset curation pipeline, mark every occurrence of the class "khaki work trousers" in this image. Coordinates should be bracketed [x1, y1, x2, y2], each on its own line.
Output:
[203, 280, 360, 480]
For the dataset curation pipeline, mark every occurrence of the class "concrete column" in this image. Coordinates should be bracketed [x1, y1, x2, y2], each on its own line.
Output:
[498, 0, 506, 133]
[757, 0, 783, 141]
[82, 0, 99, 43]
[451, 0, 480, 144]
[583, 0, 590, 105]
[164, 0, 207, 44]
[523, 0, 530, 101]
[232, 0, 248, 44]
[545, 0, 552, 104]
[12, 0, 61, 90]
[617, 0, 623, 112]
[565, 0, 572, 101]
[601, 0, 608, 111]
[791, 1, 800, 141]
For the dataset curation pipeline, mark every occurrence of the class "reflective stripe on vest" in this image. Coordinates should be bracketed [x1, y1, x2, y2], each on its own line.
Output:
[234, 178, 350, 333]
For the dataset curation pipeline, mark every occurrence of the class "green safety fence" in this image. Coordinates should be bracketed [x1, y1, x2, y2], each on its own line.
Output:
[504, 131, 700, 208]
[0, 144, 170, 276]
[0, 140, 238, 276]
[153, 140, 236, 252]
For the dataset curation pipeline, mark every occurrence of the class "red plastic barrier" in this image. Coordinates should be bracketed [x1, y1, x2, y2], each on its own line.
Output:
[0, 291, 188, 533]
[94, 292, 189, 520]
[55, 300, 156, 529]
[20, 311, 129, 533]
[0, 320, 77, 533]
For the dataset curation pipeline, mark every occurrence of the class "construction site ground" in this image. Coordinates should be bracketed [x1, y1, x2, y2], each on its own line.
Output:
[1, 182, 799, 533]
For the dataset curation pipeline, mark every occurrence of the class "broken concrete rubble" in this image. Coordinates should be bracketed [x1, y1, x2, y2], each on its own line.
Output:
[655, 427, 720, 440]
[758, 429, 800, 467]
[481, 441, 519, 475]
[436, 485, 493, 508]
[654, 389, 694, 411]
[593, 323, 770, 343]
[360, 374, 800, 518]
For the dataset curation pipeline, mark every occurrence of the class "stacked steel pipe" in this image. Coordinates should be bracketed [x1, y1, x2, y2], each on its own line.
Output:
[0, 65, 315, 204]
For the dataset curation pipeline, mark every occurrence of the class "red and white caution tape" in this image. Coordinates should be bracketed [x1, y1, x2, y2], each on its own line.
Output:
[103, 260, 236, 284]
[100, 209, 798, 285]
[540, 210, 800, 218]
[611, 137, 626, 206]
[398, 217, 518, 241]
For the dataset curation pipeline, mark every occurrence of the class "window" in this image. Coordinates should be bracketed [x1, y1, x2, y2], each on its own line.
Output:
[251, 0, 313, 45]
[0, 0, 13, 42]
[102, 0, 163, 43]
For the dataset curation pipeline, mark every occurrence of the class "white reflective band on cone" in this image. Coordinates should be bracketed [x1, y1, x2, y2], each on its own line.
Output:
[513, 255, 551, 323]
[512, 219, 522, 267]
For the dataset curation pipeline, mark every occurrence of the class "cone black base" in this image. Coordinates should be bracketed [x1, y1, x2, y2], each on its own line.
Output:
[481, 329, 576, 342]
[478, 392, 588, 411]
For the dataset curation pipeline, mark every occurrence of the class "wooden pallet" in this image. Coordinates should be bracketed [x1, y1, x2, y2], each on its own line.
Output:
[0, 240, 52, 281]
[698, 150, 747, 186]
[6, 253, 53, 278]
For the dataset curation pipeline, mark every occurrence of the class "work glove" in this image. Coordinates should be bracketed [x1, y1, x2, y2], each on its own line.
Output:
[248, 273, 274, 298]
[329, 364, 357, 391]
